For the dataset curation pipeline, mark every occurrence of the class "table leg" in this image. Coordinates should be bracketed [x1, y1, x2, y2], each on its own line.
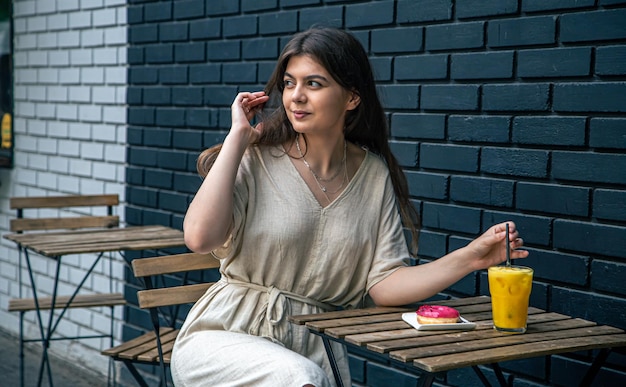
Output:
[417, 373, 435, 387]
[18, 246, 25, 387]
[472, 365, 492, 386]
[121, 360, 150, 387]
[19, 311, 24, 387]
[579, 348, 611, 387]
[38, 254, 62, 387]
[49, 253, 104, 334]
[490, 363, 513, 387]
[24, 251, 107, 387]
[321, 335, 344, 387]
[24, 249, 54, 387]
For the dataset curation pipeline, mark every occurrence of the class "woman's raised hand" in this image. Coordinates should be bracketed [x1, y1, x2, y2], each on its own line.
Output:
[465, 221, 529, 271]
[231, 91, 270, 144]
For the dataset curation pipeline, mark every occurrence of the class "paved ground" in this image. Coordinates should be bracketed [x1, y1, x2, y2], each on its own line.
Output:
[0, 327, 113, 387]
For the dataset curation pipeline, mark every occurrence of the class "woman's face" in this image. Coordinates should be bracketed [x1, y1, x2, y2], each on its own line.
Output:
[282, 55, 359, 136]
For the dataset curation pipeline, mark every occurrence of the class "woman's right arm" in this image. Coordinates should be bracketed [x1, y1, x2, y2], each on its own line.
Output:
[183, 91, 268, 253]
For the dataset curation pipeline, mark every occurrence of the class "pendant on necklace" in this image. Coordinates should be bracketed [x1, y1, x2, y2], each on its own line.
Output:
[295, 133, 348, 198]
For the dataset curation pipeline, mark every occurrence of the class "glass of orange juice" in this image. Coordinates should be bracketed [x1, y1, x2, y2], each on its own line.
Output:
[488, 265, 533, 333]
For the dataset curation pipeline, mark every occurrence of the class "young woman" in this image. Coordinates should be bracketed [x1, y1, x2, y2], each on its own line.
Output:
[171, 27, 528, 387]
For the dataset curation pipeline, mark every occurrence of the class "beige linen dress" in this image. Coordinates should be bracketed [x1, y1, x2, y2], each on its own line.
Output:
[171, 145, 410, 387]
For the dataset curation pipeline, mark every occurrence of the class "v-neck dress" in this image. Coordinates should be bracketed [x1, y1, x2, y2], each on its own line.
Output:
[170, 145, 410, 387]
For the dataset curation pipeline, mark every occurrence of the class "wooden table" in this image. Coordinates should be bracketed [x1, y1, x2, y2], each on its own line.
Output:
[5, 225, 185, 256]
[290, 296, 626, 387]
[4, 225, 186, 387]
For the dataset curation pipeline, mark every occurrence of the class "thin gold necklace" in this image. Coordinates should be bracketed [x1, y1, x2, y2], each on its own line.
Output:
[295, 134, 348, 196]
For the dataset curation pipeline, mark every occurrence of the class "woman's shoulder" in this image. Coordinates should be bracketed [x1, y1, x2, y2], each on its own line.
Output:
[244, 144, 287, 161]
[360, 147, 390, 177]
[345, 146, 392, 193]
[240, 144, 288, 172]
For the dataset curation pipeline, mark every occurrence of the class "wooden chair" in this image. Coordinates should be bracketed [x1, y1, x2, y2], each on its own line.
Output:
[6, 194, 126, 387]
[9, 194, 120, 233]
[102, 252, 220, 387]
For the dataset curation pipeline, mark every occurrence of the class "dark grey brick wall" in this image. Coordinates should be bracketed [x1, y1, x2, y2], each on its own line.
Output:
[126, 0, 626, 385]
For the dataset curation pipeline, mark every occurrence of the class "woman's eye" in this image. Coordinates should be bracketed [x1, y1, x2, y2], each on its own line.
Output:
[283, 79, 322, 88]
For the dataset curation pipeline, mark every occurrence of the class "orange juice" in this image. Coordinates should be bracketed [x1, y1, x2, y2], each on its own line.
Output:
[488, 265, 533, 333]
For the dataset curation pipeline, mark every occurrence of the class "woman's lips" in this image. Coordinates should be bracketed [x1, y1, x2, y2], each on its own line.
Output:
[292, 110, 309, 119]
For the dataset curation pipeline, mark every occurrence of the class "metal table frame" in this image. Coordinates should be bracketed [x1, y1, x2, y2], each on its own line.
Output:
[6, 225, 185, 387]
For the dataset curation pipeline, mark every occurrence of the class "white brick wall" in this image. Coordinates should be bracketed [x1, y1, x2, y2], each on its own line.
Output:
[0, 0, 127, 378]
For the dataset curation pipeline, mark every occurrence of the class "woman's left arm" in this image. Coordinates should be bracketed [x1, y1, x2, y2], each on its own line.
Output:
[368, 221, 529, 306]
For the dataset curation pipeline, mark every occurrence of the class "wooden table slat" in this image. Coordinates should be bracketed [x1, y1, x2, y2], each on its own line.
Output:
[347, 322, 494, 348]
[419, 296, 491, 308]
[28, 233, 182, 250]
[5, 225, 171, 243]
[326, 321, 412, 338]
[289, 296, 492, 326]
[316, 306, 548, 341]
[449, 302, 492, 314]
[4, 226, 184, 256]
[413, 332, 626, 373]
[389, 318, 603, 361]
[358, 311, 578, 352]
[43, 237, 185, 255]
[289, 307, 409, 325]
[325, 307, 493, 334]
[305, 312, 412, 332]
[435, 307, 538, 327]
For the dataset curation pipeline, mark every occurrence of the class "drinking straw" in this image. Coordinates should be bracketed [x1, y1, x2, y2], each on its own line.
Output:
[505, 223, 511, 267]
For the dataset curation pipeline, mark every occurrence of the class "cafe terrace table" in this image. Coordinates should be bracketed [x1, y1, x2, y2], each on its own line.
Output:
[4, 225, 186, 387]
[290, 295, 626, 387]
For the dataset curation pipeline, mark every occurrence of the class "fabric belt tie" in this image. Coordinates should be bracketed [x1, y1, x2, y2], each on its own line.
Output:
[224, 278, 335, 344]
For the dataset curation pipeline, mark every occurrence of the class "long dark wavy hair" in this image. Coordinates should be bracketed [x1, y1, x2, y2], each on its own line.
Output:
[196, 27, 420, 255]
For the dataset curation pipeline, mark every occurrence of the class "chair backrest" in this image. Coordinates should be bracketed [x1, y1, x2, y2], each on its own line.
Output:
[132, 252, 221, 310]
[126, 252, 220, 385]
[10, 194, 120, 233]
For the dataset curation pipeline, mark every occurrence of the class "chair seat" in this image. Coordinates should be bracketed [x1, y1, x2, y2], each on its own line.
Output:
[102, 327, 179, 364]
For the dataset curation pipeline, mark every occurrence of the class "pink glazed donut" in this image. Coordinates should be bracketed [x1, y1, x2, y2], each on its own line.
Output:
[416, 305, 460, 324]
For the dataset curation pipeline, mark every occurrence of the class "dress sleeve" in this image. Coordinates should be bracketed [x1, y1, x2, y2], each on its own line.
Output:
[211, 148, 252, 260]
[365, 172, 411, 293]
